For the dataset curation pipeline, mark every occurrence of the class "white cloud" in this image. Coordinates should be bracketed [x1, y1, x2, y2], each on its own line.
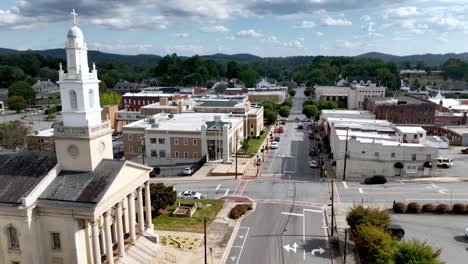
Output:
[294, 20, 316, 28]
[200, 25, 230, 33]
[383, 7, 420, 19]
[90, 42, 155, 54]
[0, 9, 38, 30]
[236, 29, 263, 38]
[316, 31, 324, 37]
[173, 33, 190, 38]
[90, 16, 169, 30]
[321, 17, 352, 26]
[262, 35, 281, 44]
[167, 44, 204, 55]
[225, 35, 236, 40]
[283, 39, 305, 49]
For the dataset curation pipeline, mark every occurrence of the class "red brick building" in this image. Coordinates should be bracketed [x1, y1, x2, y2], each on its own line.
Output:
[364, 96, 435, 126]
[122, 92, 184, 111]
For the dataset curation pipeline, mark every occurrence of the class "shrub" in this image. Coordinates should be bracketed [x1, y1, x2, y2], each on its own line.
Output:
[394, 239, 443, 264]
[256, 135, 260, 139]
[354, 224, 397, 264]
[435, 204, 450, 214]
[407, 202, 422, 214]
[230, 204, 252, 219]
[346, 206, 391, 232]
[149, 183, 177, 214]
[452, 203, 466, 214]
[392, 202, 407, 214]
[422, 203, 436, 213]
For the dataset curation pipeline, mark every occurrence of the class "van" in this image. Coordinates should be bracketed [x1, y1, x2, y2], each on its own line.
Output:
[437, 157, 453, 168]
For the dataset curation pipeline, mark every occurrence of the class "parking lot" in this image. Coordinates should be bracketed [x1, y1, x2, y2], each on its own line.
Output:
[436, 147, 468, 177]
[392, 214, 468, 264]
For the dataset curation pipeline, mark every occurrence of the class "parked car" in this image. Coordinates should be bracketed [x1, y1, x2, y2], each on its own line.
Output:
[177, 190, 206, 199]
[437, 157, 454, 168]
[275, 127, 285, 133]
[465, 227, 468, 239]
[309, 160, 318, 168]
[295, 117, 300, 121]
[385, 224, 405, 240]
[281, 120, 286, 125]
[182, 167, 193, 175]
[364, 175, 387, 184]
[271, 142, 279, 149]
[461, 148, 468, 154]
[149, 167, 161, 177]
[274, 136, 280, 142]
[298, 124, 303, 129]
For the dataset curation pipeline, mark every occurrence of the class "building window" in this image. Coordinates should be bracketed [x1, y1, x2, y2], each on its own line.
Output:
[193, 139, 198, 146]
[413, 135, 418, 139]
[151, 150, 157, 157]
[128, 135, 133, 141]
[193, 152, 198, 159]
[150, 138, 157, 144]
[175, 151, 179, 158]
[426, 154, 431, 161]
[7, 225, 20, 250]
[11, 262, 20, 264]
[374, 152, 379, 157]
[89, 89, 94, 108]
[129, 147, 134, 153]
[184, 138, 188, 145]
[175, 138, 179, 145]
[184, 152, 189, 158]
[391, 153, 395, 158]
[158, 138, 165, 144]
[51, 232, 61, 250]
[412, 154, 417, 161]
[69, 90, 77, 110]
[159, 150, 166, 158]
[138, 135, 144, 141]
[406, 165, 417, 174]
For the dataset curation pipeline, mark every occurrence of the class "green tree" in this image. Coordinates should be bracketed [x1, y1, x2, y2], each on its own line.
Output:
[288, 89, 296, 97]
[149, 183, 177, 214]
[303, 99, 315, 107]
[214, 83, 227, 94]
[0, 65, 25, 87]
[0, 120, 30, 149]
[8, 96, 27, 112]
[278, 105, 290, 118]
[239, 69, 257, 88]
[263, 109, 277, 125]
[261, 101, 276, 111]
[8, 81, 36, 105]
[304, 87, 312, 97]
[302, 104, 318, 118]
[38, 67, 58, 82]
[100, 91, 121, 106]
[226, 61, 240, 79]
[346, 205, 391, 232]
[318, 101, 338, 110]
[354, 224, 397, 264]
[412, 79, 421, 88]
[394, 240, 443, 264]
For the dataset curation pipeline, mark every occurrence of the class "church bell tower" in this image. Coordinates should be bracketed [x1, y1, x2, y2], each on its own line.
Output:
[54, 10, 113, 171]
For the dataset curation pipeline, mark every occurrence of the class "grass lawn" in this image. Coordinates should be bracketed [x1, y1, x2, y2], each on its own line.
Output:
[153, 199, 225, 233]
[238, 127, 269, 155]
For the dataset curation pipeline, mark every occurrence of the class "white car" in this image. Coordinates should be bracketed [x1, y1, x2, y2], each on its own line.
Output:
[271, 142, 279, 149]
[177, 190, 206, 199]
[437, 157, 454, 168]
[309, 160, 318, 168]
[182, 168, 193, 175]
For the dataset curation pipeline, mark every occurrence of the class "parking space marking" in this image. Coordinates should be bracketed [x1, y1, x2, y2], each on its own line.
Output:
[342, 181, 348, 189]
[216, 184, 221, 190]
[235, 227, 249, 264]
[224, 189, 230, 196]
[358, 188, 363, 194]
[282, 212, 304, 217]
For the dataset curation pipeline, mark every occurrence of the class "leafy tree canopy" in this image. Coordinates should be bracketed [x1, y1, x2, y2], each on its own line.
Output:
[100, 91, 122, 106]
[8, 81, 36, 104]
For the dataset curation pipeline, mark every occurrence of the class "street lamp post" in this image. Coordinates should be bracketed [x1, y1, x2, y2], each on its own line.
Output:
[343, 128, 349, 181]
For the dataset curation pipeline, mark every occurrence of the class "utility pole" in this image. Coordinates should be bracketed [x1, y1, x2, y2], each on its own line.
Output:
[235, 132, 238, 179]
[204, 216, 207, 264]
[344, 229, 348, 264]
[331, 179, 335, 237]
[343, 128, 349, 181]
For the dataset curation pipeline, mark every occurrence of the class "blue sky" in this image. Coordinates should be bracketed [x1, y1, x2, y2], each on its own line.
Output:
[1, 0, 468, 57]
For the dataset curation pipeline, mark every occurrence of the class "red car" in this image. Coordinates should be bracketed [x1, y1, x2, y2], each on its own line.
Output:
[275, 127, 285, 133]
[462, 148, 468, 154]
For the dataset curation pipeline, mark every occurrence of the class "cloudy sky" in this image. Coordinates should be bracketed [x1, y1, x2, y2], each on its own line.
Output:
[0, 0, 468, 57]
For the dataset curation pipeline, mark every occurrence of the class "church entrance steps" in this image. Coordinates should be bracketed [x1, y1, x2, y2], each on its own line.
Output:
[117, 235, 160, 264]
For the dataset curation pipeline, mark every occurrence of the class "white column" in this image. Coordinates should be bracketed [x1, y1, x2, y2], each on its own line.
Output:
[145, 181, 154, 231]
[99, 216, 106, 255]
[222, 124, 230, 162]
[137, 186, 145, 233]
[104, 211, 114, 264]
[116, 201, 126, 257]
[91, 221, 102, 264]
[128, 192, 137, 244]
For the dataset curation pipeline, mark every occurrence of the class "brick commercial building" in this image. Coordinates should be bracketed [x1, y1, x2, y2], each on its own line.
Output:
[364, 96, 435, 126]
[113, 80, 146, 94]
[122, 91, 185, 111]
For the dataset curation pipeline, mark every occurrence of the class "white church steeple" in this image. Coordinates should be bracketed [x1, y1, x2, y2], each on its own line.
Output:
[58, 9, 100, 127]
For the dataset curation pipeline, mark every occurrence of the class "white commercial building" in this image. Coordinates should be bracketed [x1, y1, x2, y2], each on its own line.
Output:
[325, 117, 438, 179]
[315, 85, 386, 110]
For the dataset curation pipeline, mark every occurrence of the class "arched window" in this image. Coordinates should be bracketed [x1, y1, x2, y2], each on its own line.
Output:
[70, 90, 78, 110]
[7, 225, 20, 249]
[89, 89, 94, 108]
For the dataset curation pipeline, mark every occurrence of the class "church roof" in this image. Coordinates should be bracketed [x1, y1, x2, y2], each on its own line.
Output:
[0, 151, 57, 204]
[39, 159, 125, 206]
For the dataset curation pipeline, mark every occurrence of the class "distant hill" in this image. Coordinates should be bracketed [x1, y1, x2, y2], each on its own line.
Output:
[200, 53, 262, 62]
[356, 52, 468, 66]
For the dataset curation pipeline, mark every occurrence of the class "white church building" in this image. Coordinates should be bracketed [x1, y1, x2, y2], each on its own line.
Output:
[0, 11, 159, 264]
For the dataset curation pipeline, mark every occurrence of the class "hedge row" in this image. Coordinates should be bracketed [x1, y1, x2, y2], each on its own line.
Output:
[230, 204, 253, 219]
[393, 202, 468, 214]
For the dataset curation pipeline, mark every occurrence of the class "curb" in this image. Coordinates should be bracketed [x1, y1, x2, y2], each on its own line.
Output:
[219, 201, 257, 264]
